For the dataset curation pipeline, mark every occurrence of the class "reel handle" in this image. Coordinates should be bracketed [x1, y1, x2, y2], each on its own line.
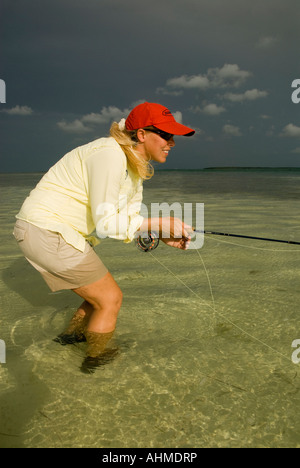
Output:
[135, 232, 160, 252]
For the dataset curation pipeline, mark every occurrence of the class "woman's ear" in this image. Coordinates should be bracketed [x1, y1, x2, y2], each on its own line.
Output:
[136, 128, 147, 143]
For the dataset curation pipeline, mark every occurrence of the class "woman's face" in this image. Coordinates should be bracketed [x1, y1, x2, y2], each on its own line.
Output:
[136, 130, 176, 164]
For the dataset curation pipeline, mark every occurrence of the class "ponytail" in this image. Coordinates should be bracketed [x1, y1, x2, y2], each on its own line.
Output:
[109, 122, 154, 180]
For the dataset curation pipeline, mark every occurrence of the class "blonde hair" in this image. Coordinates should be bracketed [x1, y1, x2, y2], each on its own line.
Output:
[109, 122, 154, 180]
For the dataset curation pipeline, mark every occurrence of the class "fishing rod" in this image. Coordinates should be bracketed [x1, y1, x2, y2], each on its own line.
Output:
[136, 229, 300, 252]
[195, 230, 300, 245]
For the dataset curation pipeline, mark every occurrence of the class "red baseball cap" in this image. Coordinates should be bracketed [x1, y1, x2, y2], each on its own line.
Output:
[125, 102, 195, 136]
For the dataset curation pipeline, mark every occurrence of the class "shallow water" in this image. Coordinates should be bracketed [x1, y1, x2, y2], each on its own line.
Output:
[0, 170, 299, 448]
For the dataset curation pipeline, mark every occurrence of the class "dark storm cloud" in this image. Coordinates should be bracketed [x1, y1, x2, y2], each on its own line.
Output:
[1, 0, 300, 171]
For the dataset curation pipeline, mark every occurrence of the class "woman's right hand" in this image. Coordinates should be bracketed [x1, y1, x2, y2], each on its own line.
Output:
[159, 217, 191, 250]
[137, 217, 192, 250]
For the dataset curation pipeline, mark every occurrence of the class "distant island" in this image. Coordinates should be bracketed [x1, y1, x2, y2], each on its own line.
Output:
[202, 167, 300, 171]
[157, 167, 300, 172]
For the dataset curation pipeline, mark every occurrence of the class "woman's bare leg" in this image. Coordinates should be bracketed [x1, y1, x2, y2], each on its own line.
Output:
[62, 301, 92, 335]
[55, 272, 122, 371]
[72, 272, 122, 371]
[72, 272, 123, 334]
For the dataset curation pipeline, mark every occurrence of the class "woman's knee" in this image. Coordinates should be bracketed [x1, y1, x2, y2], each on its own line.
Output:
[116, 287, 123, 308]
[107, 285, 123, 322]
[73, 273, 123, 311]
[100, 276, 123, 308]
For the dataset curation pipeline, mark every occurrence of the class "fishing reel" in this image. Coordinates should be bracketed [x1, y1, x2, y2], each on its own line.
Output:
[135, 232, 160, 252]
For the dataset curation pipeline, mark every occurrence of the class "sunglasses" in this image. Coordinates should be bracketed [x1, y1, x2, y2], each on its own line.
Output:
[144, 127, 174, 141]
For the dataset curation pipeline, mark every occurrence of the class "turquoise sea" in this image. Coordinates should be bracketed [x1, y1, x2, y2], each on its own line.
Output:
[0, 169, 299, 448]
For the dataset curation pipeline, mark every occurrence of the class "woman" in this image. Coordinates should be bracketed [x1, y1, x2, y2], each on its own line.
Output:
[13, 102, 195, 372]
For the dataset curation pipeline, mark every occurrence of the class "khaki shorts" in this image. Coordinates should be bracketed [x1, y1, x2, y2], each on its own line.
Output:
[13, 219, 108, 292]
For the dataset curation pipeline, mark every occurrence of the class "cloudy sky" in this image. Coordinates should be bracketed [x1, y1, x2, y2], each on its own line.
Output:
[1, 0, 300, 172]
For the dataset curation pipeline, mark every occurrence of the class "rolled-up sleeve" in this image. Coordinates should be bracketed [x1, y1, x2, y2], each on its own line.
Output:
[85, 146, 144, 242]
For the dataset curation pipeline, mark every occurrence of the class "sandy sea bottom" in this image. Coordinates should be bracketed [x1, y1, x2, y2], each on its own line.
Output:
[0, 170, 299, 448]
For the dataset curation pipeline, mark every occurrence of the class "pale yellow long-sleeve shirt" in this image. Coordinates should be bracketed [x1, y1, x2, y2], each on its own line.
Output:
[16, 137, 144, 252]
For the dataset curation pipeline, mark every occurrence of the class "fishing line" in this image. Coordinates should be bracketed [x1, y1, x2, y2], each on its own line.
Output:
[148, 244, 292, 364]
[194, 248, 217, 328]
[148, 251, 210, 307]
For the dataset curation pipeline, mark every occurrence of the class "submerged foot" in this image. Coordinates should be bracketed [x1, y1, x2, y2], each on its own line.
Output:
[54, 310, 89, 346]
[53, 332, 87, 346]
[80, 348, 119, 374]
